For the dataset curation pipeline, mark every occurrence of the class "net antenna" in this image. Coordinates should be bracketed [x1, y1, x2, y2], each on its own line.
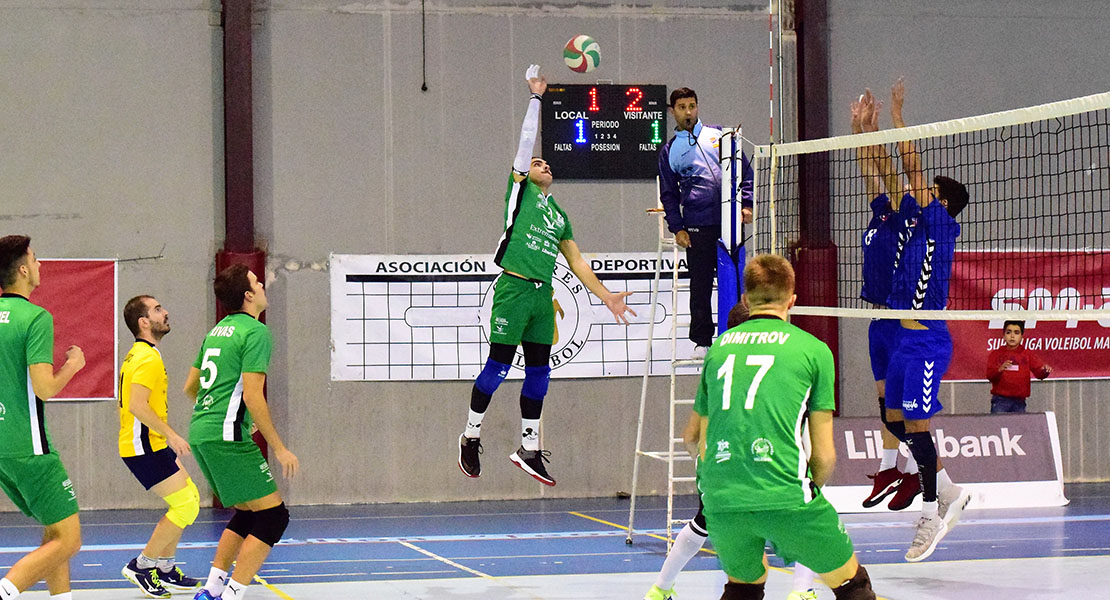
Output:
[751, 89, 1110, 324]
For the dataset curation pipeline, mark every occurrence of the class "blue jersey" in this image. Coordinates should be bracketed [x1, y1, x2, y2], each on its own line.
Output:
[860, 193, 909, 306]
[886, 195, 961, 330]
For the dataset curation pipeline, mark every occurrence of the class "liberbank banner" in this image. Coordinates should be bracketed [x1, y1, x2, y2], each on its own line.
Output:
[330, 253, 700, 381]
[946, 250, 1110, 380]
[822, 413, 1066, 513]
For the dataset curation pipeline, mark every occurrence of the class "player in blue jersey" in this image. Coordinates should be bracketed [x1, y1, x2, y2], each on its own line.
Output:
[851, 87, 921, 512]
[879, 80, 973, 562]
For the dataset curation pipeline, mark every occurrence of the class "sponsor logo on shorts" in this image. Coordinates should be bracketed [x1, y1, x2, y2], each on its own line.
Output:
[62, 478, 76, 501]
[0, 401, 6, 421]
[714, 439, 732, 463]
[260, 461, 274, 483]
[750, 438, 774, 462]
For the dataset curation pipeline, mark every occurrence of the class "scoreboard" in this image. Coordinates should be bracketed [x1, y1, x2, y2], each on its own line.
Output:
[541, 84, 668, 180]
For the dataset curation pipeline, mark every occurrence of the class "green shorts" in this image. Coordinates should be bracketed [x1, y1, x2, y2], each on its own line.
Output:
[0, 452, 79, 526]
[705, 495, 855, 582]
[192, 441, 276, 507]
[488, 274, 555, 346]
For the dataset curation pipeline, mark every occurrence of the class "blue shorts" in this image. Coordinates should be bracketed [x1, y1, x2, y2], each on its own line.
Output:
[868, 318, 901, 381]
[122, 447, 181, 490]
[885, 327, 951, 420]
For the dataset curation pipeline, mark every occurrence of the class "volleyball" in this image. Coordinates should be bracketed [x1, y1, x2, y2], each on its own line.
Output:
[563, 35, 600, 73]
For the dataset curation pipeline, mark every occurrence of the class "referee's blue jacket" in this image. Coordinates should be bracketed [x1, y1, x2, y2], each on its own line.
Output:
[658, 120, 754, 234]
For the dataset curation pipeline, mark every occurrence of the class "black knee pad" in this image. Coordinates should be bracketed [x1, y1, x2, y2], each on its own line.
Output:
[225, 509, 255, 538]
[877, 398, 887, 422]
[251, 503, 290, 547]
[883, 418, 907, 443]
[721, 581, 765, 600]
[833, 565, 875, 600]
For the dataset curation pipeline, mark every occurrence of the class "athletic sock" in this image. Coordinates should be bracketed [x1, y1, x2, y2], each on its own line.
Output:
[0, 577, 19, 600]
[204, 567, 229, 595]
[156, 556, 175, 573]
[904, 450, 919, 474]
[223, 578, 248, 600]
[792, 563, 816, 593]
[937, 468, 954, 493]
[464, 409, 485, 438]
[521, 418, 540, 451]
[921, 500, 939, 519]
[136, 553, 157, 569]
[653, 521, 708, 590]
[879, 448, 899, 471]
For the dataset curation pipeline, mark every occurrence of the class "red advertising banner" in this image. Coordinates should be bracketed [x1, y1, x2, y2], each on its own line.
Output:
[3, 260, 117, 401]
[945, 251, 1110, 381]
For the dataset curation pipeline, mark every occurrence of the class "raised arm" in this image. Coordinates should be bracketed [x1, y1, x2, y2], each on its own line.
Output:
[891, 78, 929, 204]
[851, 96, 882, 199]
[559, 239, 636, 324]
[861, 89, 903, 203]
[512, 65, 547, 176]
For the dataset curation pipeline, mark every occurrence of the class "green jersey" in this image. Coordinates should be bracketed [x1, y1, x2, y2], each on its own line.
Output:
[0, 294, 56, 457]
[189, 313, 272, 444]
[493, 172, 574, 283]
[694, 315, 836, 512]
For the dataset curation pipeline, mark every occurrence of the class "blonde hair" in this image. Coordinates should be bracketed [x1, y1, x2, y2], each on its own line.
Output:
[743, 254, 795, 309]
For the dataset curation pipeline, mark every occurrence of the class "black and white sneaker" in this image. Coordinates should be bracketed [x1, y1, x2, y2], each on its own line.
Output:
[459, 434, 482, 478]
[157, 565, 202, 590]
[122, 558, 171, 599]
[510, 446, 556, 486]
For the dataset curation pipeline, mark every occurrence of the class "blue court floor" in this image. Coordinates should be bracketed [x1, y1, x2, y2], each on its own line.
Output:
[2, 483, 1108, 599]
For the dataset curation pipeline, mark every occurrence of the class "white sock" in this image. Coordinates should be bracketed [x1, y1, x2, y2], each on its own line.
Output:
[464, 410, 485, 438]
[0, 578, 19, 600]
[224, 577, 248, 600]
[156, 556, 175, 573]
[49, 594, 72, 600]
[792, 563, 817, 592]
[521, 418, 540, 451]
[922, 500, 939, 519]
[879, 448, 899, 471]
[937, 468, 954, 493]
[653, 522, 708, 590]
[903, 449, 919, 474]
[204, 567, 229, 595]
[136, 552, 157, 569]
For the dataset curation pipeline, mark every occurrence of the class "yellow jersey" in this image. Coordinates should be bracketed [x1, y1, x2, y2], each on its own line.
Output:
[118, 340, 169, 457]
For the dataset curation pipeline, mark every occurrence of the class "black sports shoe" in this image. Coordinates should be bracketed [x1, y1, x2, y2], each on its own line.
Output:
[509, 446, 555, 486]
[459, 434, 482, 477]
[157, 565, 202, 590]
[122, 558, 171, 599]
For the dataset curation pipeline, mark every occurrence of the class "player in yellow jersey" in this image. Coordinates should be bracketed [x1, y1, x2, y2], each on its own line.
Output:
[118, 295, 201, 598]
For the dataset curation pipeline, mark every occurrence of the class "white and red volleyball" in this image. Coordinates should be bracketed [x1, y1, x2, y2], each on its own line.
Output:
[563, 35, 600, 73]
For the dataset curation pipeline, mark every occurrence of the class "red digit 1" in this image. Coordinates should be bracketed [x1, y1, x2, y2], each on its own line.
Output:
[589, 87, 600, 112]
[626, 87, 643, 111]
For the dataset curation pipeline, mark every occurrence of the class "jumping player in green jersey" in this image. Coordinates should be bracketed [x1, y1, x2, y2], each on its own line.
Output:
[0, 235, 85, 600]
[694, 254, 876, 600]
[184, 263, 299, 600]
[458, 64, 637, 486]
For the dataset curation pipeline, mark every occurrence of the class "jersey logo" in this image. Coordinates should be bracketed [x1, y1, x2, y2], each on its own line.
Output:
[0, 401, 5, 421]
[750, 438, 774, 462]
[0, 311, 9, 324]
[912, 238, 937, 310]
[864, 229, 877, 246]
[714, 439, 732, 463]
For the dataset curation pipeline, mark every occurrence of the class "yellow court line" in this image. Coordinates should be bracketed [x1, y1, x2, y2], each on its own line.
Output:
[567, 511, 717, 556]
[254, 574, 296, 600]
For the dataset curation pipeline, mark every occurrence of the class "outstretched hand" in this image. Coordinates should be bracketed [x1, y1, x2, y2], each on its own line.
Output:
[525, 64, 547, 96]
[850, 96, 864, 134]
[891, 77, 906, 127]
[861, 89, 881, 133]
[604, 291, 637, 325]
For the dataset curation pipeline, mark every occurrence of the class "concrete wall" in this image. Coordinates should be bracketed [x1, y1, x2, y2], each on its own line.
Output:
[0, 0, 1105, 512]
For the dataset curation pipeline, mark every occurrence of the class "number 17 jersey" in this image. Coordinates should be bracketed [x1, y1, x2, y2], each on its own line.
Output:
[189, 313, 273, 444]
[694, 315, 836, 512]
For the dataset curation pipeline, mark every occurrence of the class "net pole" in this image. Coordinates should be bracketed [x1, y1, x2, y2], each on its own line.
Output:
[767, 0, 775, 143]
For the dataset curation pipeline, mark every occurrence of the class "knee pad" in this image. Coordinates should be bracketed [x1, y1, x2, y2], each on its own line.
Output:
[877, 398, 887, 421]
[721, 581, 766, 600]
[883, 418, 907, 442]
[251, 503, 290, 547]
[474, 358, 511, 396]
[832, 565, 875, 600]
[904, 431, 936, 465]
[225, 508, 255, 538]
[163, 478, 200, 528]
[521, 365, 551, 400]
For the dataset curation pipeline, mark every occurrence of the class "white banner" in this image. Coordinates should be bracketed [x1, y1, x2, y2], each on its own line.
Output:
[330, 253, 706, 381]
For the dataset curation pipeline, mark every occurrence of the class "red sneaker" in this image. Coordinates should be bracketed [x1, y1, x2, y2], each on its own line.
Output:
[862, 467, 904, 508]
[887, 472, 922, 511]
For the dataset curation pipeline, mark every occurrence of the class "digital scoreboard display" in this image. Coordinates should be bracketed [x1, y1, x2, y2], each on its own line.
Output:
[541, 84, 668, 180]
